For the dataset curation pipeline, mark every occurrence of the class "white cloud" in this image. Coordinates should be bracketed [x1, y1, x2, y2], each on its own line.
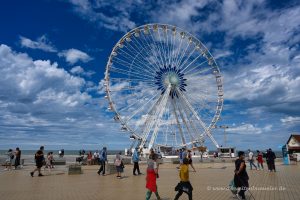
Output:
[227, 123, 272, 135]
[59, 48, 92, 64]
[19, 35, 57, 52]
[70, 66, 95, 77]
[0, 44, 128, 149]
[68, 0, 137, 32]
[281, 116, 300, 124]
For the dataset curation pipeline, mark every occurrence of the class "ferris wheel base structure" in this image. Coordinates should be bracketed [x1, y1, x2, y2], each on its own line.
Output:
[104, 24, 224, 152]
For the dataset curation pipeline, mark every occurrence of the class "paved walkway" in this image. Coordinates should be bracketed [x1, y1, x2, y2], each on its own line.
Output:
[0, 162, 299, 200]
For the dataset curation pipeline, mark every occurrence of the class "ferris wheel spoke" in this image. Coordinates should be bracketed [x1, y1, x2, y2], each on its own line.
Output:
[146, 30, 165, 67]
[130, 36, 161, 71]
[158, 28, 170, 66]
[116, 47, 157, 76]
[173, 37, 183, 68]
[182, 59, 209, 74]
[111, 57, 155, 79]
[124, 92, 160, 123]
[176, 88, 208, 132]
[185, 65, 213, 77]
[150, 29, 168, 67]
[110, 65, 154, 80]
[177, 96, 205, 139]
[123, 40, 159, 74]
[178, 46, 196, 70]
[175, 40, 191, 69]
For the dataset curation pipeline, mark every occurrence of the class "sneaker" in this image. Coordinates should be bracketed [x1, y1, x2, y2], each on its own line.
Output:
[102, 174, 106, 176]
[38, 174, 44, 177]
[133, 173, 137, 176]
[30, 172, 34, 177]
[138, 173, 143, 175]
[97, 171, 100, 175]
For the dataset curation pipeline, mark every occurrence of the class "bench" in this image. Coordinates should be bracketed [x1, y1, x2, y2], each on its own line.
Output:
[68, 164, 82, 175]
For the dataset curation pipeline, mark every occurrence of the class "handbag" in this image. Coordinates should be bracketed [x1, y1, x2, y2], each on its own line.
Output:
[229, 179, 237, 194]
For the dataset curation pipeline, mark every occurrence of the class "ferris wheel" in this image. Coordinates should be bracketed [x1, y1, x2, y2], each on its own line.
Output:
[104, 24, 223, 150]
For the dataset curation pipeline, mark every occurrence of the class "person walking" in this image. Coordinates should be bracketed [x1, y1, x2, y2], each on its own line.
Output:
[145, 150, 161, 200]
[256, 150, 264, 170]
[93, 150, 100, 165]
[177, 149, 183, 169]
[14, 147, 21, 169]
[132, 147, 142, 175]
[174, 157, 193, 200]
[30, 146, 45, 177]
[234, 151, 249, 200]
[266, 148, 276, 172]
[87, 151, 93, 165]
[5, 149, 14, 171]
[248, 149, 257, 170]
[115, 151, 124, 179]
[97, 147, 107, 176]
[187, 150, 196, 172]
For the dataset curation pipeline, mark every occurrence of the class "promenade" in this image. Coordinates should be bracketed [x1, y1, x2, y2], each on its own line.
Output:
[0, 162, 299, 200]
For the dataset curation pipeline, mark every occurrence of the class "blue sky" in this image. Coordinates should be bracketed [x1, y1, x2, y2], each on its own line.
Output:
[0, 0, 299, 150]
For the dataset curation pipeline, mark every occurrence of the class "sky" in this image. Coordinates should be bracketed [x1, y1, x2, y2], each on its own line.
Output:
[0, 0, 299, 151]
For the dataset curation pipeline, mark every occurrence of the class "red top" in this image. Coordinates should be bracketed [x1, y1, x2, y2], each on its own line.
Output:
[257, 153, 263, 163]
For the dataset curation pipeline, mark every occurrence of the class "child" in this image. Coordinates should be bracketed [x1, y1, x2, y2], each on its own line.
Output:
[115, 151, 124, 179]
[174, 158, 193, 200]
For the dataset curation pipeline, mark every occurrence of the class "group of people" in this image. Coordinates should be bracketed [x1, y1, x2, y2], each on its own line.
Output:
[248, 148, 276, 172]
[146, 148, 194, 200]
[30, 146, 55, 177]
[4, 147, 22, 170]
[4, 145, 281, 200]
[177, 148, 196, 172]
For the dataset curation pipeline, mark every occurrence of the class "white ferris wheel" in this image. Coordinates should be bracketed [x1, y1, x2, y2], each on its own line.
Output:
[104, 24, 223, 151]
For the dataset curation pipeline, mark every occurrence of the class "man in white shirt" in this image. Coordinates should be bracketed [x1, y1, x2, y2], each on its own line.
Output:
[248, 149, 257, 170]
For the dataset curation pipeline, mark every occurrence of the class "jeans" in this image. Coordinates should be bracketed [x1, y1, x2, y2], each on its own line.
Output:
[249, 159, 257, 170]
[146, 188, 160, 200]
[133, 162, 141, 175]
[98, 160, 106, 175]
[257, 162, 264, 169]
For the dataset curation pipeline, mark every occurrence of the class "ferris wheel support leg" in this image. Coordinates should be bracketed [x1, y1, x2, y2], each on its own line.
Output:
[176, 89, 220, 148]
[171, 98, 186, 147]
[148, 86, 171, 150]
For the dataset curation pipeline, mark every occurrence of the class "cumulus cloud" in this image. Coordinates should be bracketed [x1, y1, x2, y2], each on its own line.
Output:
[19, 35, 57, 52]
[58, 48, 92, 64]
[0, 44, 126, 149]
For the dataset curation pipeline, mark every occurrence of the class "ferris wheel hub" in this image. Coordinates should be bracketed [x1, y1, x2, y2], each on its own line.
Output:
[155, 65, 187, 98]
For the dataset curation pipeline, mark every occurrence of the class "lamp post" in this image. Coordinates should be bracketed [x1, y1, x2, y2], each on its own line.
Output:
[219, 125, 229, 147]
